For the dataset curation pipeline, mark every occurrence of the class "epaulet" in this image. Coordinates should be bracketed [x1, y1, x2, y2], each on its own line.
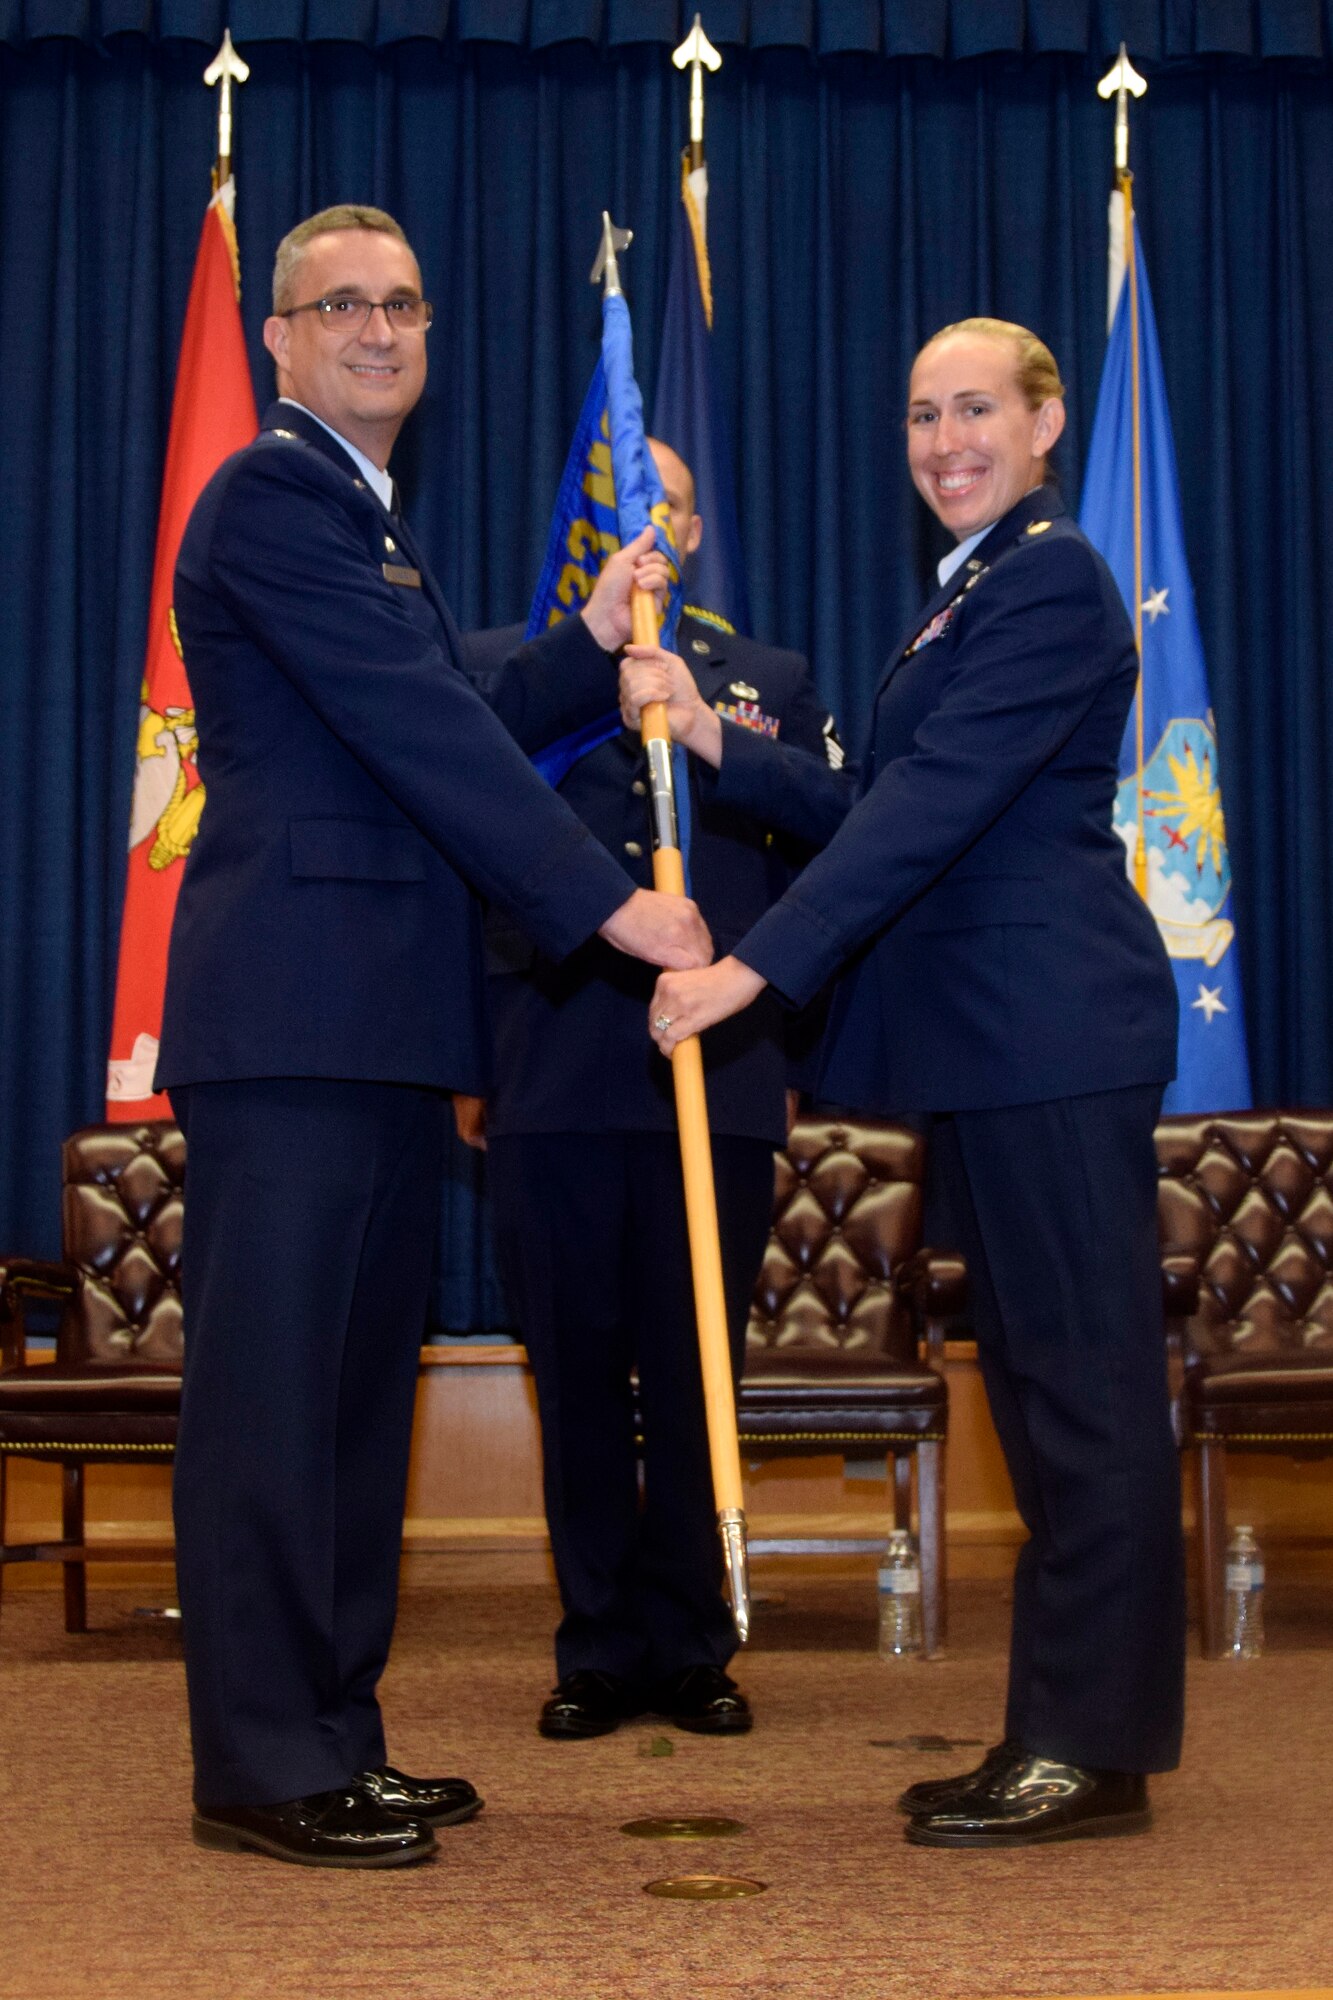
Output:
[683, 604, 736, 636]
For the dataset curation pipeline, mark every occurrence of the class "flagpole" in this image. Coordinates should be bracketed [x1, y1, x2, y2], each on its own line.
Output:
[1099, 46, 1150, 900]
[673, 14, 722, 176]
[204, 28, 250, 194]
[595, 213, 751, 1645]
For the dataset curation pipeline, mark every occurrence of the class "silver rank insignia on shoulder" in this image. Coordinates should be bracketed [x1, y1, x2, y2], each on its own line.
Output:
[692, 638, 711, 655]
[1026, 520, 1053, 536]
[728, 680, 759, 700]
[271, 428, 299, 440]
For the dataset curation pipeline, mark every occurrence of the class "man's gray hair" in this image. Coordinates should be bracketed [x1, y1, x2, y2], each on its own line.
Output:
[271, 205, 412, 314]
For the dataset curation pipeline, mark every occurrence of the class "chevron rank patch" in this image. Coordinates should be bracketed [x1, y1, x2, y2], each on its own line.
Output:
[822, 714, 845, 770]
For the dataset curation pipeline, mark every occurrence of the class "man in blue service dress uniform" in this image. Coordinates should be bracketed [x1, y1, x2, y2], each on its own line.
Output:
[155, 207, 711, 1870]
[459, 440, 839, 1740]
[631, 321, 1186, 1848]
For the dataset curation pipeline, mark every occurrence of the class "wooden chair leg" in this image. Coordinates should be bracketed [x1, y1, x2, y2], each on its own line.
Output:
[62, 1462, 87, 1634]
[892, 1451, 912, 1531]
[0, 1455, 7, 1625]
[916, 1439, 946, 1659]
[1193, 1439, 1227, 1658]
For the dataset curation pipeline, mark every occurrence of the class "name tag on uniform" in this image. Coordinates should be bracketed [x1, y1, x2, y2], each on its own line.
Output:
[382, 562, 422, 589]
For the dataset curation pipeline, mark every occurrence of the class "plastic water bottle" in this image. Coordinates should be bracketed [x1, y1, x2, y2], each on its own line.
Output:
[878, 1530, 922, 1658]
[1224, 1524, 1265, 1659]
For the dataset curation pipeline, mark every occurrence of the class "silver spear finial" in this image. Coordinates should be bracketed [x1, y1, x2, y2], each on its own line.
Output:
[590, 211, 633, 297]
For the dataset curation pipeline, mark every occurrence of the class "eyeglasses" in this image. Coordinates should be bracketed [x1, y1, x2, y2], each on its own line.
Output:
[281, 293, 434, 334]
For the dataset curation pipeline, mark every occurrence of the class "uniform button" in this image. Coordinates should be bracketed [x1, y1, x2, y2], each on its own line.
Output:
[631, 779, 647, 796]
[624, 840, 644, 859]
[384, 535, 397, 553]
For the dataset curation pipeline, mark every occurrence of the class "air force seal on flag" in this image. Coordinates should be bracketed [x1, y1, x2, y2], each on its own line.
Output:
[1114, 716, 1235, 966]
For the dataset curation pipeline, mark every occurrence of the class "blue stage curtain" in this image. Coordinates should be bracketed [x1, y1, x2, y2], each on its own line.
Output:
[2, 2, 1331, 57]
[1, 16, 1330, 1324]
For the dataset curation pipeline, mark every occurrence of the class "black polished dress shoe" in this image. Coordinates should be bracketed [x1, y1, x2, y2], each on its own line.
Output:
[192, 1788, 438, 1867]
[897, 1737, 1024, 1816]
[354, 1764, 483, 1826]
[539, 1670, 643, 1739]
[904, 1753, 1151, 1848]
[650, 1665, 753, 1735]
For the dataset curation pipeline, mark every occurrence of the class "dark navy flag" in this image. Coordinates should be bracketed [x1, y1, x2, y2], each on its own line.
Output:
[652, 160, 751, 634]
[1079, 218, 1251, 1112]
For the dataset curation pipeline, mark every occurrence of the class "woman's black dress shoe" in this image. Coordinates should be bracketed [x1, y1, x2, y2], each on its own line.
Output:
[904, 1754, 1151, 1848]
[192, 1788, 438, 1867]
[354, 1764, 483, 1825]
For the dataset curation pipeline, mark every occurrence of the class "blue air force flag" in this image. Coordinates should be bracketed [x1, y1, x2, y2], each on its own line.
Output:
[1079, 218, 1251, 1113]
[653, 158, 751, 634]
[526, 293, 684, 791]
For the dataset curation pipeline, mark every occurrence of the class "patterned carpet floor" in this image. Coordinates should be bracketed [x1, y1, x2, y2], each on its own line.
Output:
[2, 1567, 1331, 2000]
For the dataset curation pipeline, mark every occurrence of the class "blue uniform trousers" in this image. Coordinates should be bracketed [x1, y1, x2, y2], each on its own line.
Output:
[926, 1084, 1185, 1773]
[487, 1131, 774, 1685]
[172, 1078, 446, 1808]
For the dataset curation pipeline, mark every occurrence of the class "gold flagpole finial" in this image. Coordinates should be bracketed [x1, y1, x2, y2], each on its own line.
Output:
[1096, 42, 1147, 176]
[204, 29, 251, 188]
[672, 14, 722, 171]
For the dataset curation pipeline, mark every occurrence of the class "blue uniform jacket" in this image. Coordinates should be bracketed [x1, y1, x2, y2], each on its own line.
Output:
[465, 612, 834, 1143]
[716, 487, 1178, 1114]
[157, 402, 633, 1097]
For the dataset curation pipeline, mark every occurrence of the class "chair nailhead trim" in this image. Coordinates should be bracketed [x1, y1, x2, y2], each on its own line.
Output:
[1188, 1431, 1333, 1445]
[0, 1442, 175, 1456]
[736, 1430, 946, 1445]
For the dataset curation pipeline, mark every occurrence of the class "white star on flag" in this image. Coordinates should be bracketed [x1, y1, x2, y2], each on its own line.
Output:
[1141, 586, 1170, 622]
[1192, 984, 1228, 1023]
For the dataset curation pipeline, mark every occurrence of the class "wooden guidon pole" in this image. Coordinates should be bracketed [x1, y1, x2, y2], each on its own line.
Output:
[632, 583, 750, 1642]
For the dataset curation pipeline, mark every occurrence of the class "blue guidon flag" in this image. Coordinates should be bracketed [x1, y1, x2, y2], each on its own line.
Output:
[1080, 215, 1251, 1113]
[527, 291, 685, 804]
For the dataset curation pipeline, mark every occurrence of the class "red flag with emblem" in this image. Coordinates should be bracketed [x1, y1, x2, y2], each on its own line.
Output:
[105, 186, 258, 1120]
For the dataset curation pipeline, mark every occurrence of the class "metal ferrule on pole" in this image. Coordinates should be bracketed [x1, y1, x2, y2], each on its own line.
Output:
[645, 738, 680, 854]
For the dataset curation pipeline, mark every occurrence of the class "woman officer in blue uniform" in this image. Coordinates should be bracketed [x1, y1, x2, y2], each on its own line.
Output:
[622, 319, 1186, 1850]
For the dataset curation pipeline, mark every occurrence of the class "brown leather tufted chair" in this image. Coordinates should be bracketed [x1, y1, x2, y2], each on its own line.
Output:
[0, 1122, 184, 1630]
[1156, 1111, 1333, 1656]
[740, 1117, 963, 1657]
